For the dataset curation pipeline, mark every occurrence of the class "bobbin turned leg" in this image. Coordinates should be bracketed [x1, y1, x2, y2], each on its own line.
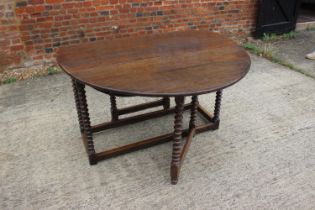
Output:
[72, 79, 84, 134]
[110, 94, 119, 121]
[189, 96, 198, 130]
[76, 81, 97, 165]
[163, 97, 170, 110]
[171, 96, 185, 184]
[213, 90, 223, 124]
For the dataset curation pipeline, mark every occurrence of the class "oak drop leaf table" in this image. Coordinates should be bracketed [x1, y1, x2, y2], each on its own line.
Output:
[57, 31, 250, 184]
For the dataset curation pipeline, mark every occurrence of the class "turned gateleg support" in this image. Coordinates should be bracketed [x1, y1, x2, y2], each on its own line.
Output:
[110, 94, 119, 121]
[171, 96, 185, 184]
[71, 78, 221, 180]
[75, 81, 97, 165]
[189, 95, 198, 130]
[109, 95, 169, 120]
[213, 90, 223, 125]
[72, 79, 84, 134]
[163, 97, 170, 110]
[169, 91, 222, 184]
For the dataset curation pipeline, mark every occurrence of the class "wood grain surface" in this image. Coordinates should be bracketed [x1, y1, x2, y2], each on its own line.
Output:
[57, 30, 250, 96]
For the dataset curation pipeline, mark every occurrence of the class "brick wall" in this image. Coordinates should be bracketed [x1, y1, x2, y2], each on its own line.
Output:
[0, 0, 259, 72]
[0, 0, 25, 72]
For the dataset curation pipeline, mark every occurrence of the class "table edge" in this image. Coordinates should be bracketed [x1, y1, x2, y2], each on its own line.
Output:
[58, 53, 251, 97]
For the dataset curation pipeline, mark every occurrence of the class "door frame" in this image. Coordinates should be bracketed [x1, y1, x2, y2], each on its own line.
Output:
[255, 0, 302, 37]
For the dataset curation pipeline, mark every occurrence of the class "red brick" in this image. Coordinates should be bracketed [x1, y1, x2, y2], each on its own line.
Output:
[10, 45, 24, 51]
[29, 0, 44, 4]
[1, 0, 258, 70]
[46, 0, 64, 4]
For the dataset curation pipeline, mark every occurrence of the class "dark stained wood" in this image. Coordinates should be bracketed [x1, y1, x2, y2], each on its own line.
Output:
[163, 97, 170, 110]
[189, 96, 198, 129]
[213, 90, 223, 123]
[180, 128, 196, 163]
[96, 133, 174, 160]
[194, 122, 219, 133]
[57, 31, 250, 97]
[72, 79, 84, 134]
[76, 82, 97, 165]
[59, 30, 250, 184]
[74, 88, 220, 183]
[110, 94, 119, 121]
[91, 103, 192, 133]
[171, 96, 185, 184]
[94, 118, 217, 161]
[197, 104, 214, 122]
[117, 99, 165, 115]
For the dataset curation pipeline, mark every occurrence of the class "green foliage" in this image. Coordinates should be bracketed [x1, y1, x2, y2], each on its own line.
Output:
[262, 33, 278, 41]
[242, 43, 263, 55]
[243, 42, 274, 58]
[3, 77, 17, 84]
[243, 42, 315, 79]
[262, 31, 297, 42]
[282, 31, 296, 39]
[47, 66, 60, 75]
[306, 26, 315, 31]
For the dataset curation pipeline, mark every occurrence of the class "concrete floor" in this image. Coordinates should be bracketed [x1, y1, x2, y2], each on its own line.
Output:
[0, 55, 315, 209]
[272, 30, 315, 78]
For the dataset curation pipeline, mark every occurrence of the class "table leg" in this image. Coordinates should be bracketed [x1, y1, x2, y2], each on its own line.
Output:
[171, 96, 185, 184]
[213, 90, 223, 123]
[110, 94, 119, 121]
[72, 79, 84, 134]
[76, 81, 97, 165]
[189, 96, 198, 130]
[163, 97, 170, 110]
[72, 83, 218, 176]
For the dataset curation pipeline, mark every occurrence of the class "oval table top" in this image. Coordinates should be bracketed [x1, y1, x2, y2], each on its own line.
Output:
[57, 30, 250, 97]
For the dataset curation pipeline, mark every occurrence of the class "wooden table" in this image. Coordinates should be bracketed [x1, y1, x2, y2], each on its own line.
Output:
[57, 31, 250, 184]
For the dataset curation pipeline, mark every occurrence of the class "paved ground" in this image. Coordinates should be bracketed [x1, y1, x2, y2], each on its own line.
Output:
[0, 55, 315, 209]
[272, 30, 315, 78]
